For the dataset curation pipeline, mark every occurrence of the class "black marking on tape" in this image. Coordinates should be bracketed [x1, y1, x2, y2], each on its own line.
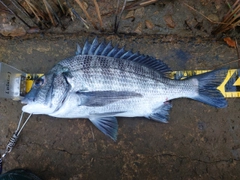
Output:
[225, 69, 240, 93]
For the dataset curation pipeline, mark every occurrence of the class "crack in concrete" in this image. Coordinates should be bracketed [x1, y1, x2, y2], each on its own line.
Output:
[22, 142, 240, 164]
[20, 141, 89, 156]
[153, 153, 240, 164]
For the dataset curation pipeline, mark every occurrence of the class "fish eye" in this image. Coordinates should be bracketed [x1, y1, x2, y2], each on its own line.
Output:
[34, 76, 45, 87]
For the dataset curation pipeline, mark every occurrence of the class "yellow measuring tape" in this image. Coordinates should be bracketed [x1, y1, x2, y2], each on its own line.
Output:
[25, 74, 44, 93]
[25, 69, 240, 98]
[170, 69, 240, 98]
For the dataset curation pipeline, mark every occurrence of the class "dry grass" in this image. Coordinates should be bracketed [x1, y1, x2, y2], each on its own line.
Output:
[125, 0, 158, 10]
[0, 0, 162, 32]
[0, 0, 31, 28]
[93, 0, 103, 29]
[114, 0, 127, 33]
[0, 0, 69, 29]
[74, 0, 98, 30]
[183, 1, 240, 35]
[212, 0, 240, 35]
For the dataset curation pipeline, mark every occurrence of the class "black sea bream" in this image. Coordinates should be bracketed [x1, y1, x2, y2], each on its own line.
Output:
[21, 38, 227, 140]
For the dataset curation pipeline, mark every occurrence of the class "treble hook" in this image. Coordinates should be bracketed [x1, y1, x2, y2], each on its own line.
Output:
[0, 112, 32, 174]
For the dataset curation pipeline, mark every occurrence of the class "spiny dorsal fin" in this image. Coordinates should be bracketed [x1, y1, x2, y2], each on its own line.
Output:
[75, 37, 171, 73]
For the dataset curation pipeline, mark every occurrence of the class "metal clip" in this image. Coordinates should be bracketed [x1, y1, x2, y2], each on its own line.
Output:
[5, 133, 19, 154]
[0, 112, 32, 174]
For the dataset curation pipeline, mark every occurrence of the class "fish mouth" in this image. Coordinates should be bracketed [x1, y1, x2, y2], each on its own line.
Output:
[21, 96, 33, 104]
[22, 104, 56, 114]
[21, 85, 40, 104]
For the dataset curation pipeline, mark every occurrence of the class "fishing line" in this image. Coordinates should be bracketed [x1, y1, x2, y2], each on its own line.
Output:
[0, 112, 32, 174]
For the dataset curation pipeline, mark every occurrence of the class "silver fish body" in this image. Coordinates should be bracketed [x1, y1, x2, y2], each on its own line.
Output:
[22, 38, 227, 140]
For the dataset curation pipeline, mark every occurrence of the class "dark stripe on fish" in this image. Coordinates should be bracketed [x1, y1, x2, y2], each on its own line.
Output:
[76, 90, 142, 107]
[89, 111, 126, 116]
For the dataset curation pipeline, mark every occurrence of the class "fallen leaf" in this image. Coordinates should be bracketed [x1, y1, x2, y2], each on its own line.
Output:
[207, 14, 219, 23]
[134, 7, 145, 18]
[134, 22, 142, 34]
[164, 15, 175, 28]
[0, 24, 26, 37]
[82, 1, 88, 10]
[224, 37, 236, 48]
[145, 20, 154, 29]
[125, 10, 134, 19]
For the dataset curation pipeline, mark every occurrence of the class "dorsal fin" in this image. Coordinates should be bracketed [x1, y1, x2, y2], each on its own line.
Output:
[75, 37, 171, 73]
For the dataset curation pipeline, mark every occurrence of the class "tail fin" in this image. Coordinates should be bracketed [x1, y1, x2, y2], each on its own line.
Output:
[191, 69, 227, 108]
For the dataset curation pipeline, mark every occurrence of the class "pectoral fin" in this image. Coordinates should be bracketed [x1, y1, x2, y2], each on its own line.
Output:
[148, 102, 172, 123]
[89, 117, 118, 141]
[77, 91, 142, 107]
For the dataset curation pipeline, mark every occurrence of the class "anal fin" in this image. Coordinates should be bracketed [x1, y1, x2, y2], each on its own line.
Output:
[89, 117, 118, 141]
[148, 102, 172, 123]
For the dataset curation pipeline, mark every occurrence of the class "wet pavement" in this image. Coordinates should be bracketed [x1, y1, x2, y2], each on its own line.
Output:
[0, 34, 239, 179]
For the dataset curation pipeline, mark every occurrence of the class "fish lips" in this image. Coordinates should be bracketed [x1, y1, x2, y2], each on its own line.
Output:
[21, 86, 55, 114]
[22, 103, 56, 114]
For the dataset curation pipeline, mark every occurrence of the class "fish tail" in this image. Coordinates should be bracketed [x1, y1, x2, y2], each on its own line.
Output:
[192, 69, 227, 108]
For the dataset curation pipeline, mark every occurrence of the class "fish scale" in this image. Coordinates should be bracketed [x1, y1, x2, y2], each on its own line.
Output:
[60, 56, 167, 88]
[21, 38, 227, 141]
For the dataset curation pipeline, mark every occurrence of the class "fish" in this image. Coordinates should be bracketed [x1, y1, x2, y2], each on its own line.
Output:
[21, 38, 227, 141]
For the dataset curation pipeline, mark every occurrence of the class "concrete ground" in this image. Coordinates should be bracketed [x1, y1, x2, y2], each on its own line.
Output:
[0, 0, 240, 179]
[0, 34, 239, 180]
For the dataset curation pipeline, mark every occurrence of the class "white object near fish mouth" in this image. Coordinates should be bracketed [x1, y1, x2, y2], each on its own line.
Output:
[21, 37, 227, 141]
[0, 62, 26, 100]
[22, 104, 56, 114]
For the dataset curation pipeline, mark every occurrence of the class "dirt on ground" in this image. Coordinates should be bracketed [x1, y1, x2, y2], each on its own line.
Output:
[0, 0, 240, 180]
